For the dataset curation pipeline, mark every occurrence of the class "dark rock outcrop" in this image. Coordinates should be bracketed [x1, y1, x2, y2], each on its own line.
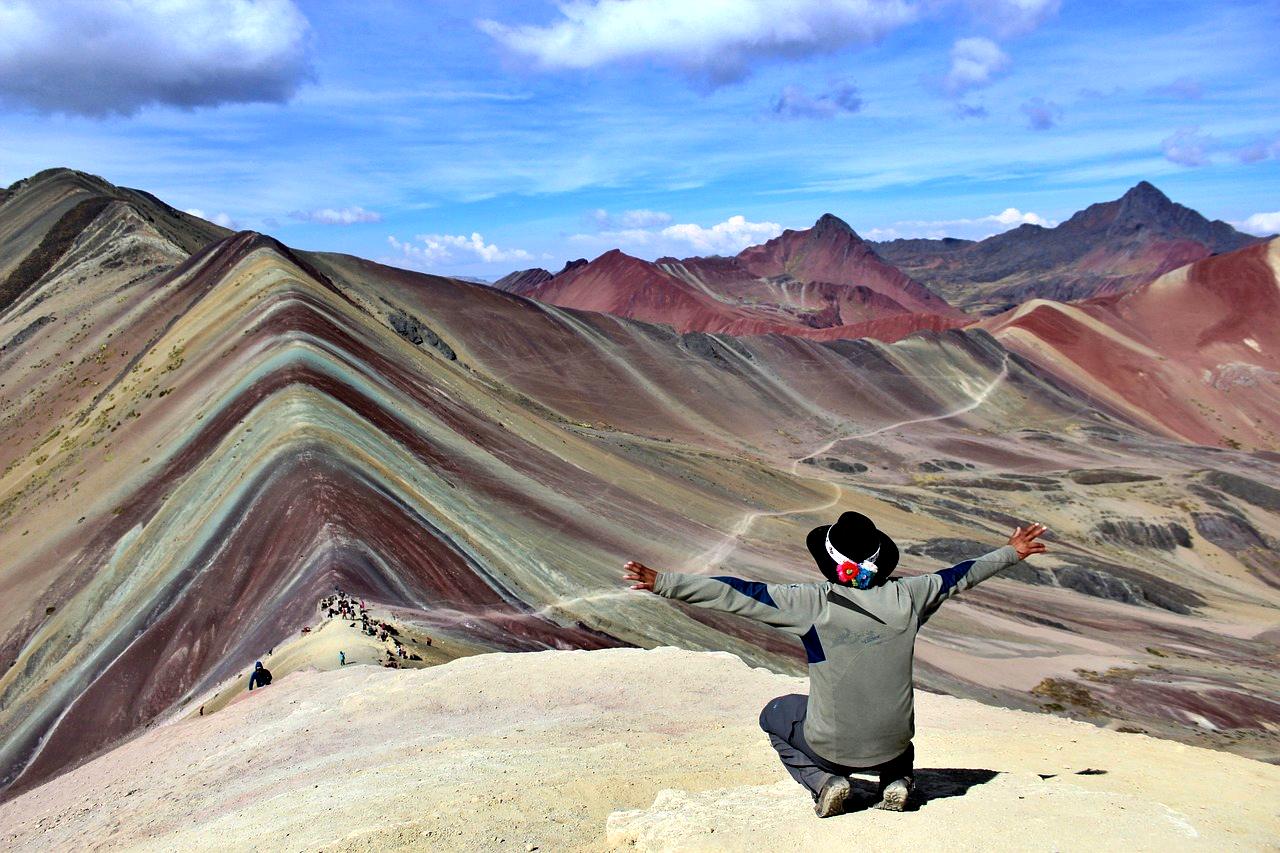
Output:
[387, 310, 456, 360]
[1051, 559, 1202, 614]
[1, 314, 55, 352]
[800, 456, 868, 475]
[1192, 512, 1267, 551]
[949, 477, 1061, 492]
[1091, 519, 1191, 550]
[1067, 470, 1161, 485]
[1202, 471, 1280, 513]
[917, 459, 974, 472]
[904, 537, 991, 563]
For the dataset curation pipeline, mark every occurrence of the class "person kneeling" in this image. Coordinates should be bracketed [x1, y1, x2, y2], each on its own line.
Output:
[624, 512, 1047, 817]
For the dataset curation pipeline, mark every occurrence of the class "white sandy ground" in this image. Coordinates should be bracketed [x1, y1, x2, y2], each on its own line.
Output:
[1, 648, 1277, 852]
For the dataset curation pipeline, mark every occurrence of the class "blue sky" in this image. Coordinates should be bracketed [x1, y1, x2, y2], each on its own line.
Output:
[0, 0, 1277, 278]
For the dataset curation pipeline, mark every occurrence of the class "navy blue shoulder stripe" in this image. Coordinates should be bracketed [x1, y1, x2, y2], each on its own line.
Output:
[936, 559, 976, 595]
[800, 625, 826, 663]
[711, 576, 777, 607]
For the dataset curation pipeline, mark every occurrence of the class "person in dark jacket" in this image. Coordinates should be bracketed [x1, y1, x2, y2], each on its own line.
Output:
[624, 511, 1047, 817]
[247, 661, 273, 691]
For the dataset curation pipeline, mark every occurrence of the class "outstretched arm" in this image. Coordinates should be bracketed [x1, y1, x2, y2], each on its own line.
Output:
[908, 523, 1048, 622]
[623, 560, 823, 636]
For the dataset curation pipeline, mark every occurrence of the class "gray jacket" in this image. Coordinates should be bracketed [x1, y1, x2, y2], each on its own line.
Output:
[653, 544, 1022, 767]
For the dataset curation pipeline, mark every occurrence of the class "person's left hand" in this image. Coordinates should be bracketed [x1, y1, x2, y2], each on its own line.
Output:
[1008, 523, 1049, 559]
[623, 560, 659, 592]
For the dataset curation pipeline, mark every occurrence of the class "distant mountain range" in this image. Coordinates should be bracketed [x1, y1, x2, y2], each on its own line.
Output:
[499, 181, 1264, 333]
[873, 180, 1261, 313]
[498, 212, 968, 342]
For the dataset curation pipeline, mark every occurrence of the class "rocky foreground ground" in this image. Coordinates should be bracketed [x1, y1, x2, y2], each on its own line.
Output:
[1, 647, 1276, 851]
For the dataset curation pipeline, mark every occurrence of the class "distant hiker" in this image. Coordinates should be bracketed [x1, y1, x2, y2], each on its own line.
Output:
[247, 661, 273, 691]
[199, 705, 204, 716]
[624, 513, 1047, 817]
[339, 650, 346, 666]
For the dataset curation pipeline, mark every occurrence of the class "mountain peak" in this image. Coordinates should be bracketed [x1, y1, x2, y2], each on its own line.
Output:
[1120, 180, 1172, 207]
[813, 212, 855, 235]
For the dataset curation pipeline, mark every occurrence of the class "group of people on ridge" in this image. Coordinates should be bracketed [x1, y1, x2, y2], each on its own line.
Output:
[319, 588, 429, 669]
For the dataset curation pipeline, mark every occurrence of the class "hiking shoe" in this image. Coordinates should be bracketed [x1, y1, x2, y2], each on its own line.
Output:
[876, 777, 912, 812]
[814, 775, 852, 818]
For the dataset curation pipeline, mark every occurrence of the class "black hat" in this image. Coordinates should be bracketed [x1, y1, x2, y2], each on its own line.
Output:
[807, 511, 899, 587]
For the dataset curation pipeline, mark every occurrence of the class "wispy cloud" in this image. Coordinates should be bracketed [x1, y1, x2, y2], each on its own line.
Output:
[478, 0, 918, 85]
[964, 0, 1060, 38]
[291, 206, 382, 225]
[1161, 126, 1214, 167]
[866, 207, 1054, 241]
[1021, 97, 1062, 130]
[772, 81, 863, 119]
[588, 209, 673, 229]
[1235, 133, 1280, 164]
[1147, 76, 1204, 100]
[0, 0, 313, 116]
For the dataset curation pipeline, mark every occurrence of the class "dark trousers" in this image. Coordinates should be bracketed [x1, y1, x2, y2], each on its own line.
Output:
[759, 693, 914, 796]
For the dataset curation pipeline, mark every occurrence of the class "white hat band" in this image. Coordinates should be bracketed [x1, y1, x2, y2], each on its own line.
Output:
[824, 529, 879, 573]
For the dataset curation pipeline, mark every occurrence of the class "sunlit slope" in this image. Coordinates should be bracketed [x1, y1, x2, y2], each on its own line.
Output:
[984, 237, 1280, 448]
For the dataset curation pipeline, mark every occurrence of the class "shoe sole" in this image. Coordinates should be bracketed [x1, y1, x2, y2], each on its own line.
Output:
[877, 784, 909, 812]
[814, 777, 852, 818]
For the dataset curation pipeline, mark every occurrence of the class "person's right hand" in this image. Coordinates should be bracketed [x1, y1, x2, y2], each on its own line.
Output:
[623, 560, 659, 592]
[1008, 523, 1049, 559]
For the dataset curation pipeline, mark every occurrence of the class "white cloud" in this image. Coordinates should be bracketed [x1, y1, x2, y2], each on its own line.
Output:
[866, 207, 1054, 241]
[1237, 212, 1280, 236]
[572, 213, 783, 257]
[943, 37, 1009, 95]
[291, 206, 382, 225]
[184, 208, 239, 229]
[772, 81, 863, 119]
[386, 232, 534, 268]
[0, 0, 313, 116]
[1161, 126, 1214, 167]
[661, 215, 784, 254]
[990, 207, 1050, 226]
[965, 0, 1060, 38]
[478, 0, 918, 84]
